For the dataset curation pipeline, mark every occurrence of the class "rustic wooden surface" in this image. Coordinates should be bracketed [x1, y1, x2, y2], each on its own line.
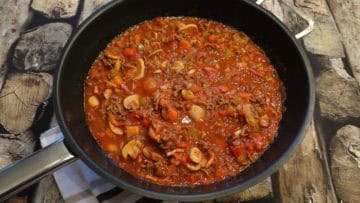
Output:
[0, 0, 359, 202]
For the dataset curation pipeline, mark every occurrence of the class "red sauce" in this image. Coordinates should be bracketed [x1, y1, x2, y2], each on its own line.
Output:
[84, 17, 284, 186]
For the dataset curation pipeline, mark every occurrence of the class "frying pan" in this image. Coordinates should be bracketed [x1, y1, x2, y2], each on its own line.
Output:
[0, 0, 315, 201]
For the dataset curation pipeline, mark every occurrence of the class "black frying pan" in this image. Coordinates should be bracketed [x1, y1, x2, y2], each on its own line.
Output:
[0, 0, 315, 201]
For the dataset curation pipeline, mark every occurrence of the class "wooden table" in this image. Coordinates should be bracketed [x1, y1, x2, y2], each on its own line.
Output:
[0, 0, 359, 202]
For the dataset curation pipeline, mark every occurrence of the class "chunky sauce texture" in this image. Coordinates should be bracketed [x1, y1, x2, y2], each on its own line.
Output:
[84, 17, 284, 186]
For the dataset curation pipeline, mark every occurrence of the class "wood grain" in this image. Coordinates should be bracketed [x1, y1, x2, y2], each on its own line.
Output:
[327, 0, 360, 85]
[0, 73, 52, 134]
[0, 131, 35, 170]
[217, 178, 272, 202]
[273, 121, 338, 202]
[296, 0, 344, 57]
[0, 0, 32, 91]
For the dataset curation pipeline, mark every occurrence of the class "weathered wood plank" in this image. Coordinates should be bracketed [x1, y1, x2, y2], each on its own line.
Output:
[262, 0, 284, 21]
[294, 0, 345, 57]
[32, 175, 64, 203]
[216, 178, 272, 202]
[330, 125, 360, 203]
[327, 0, 360, 85]
[0, 131, 35, 170]
[0, 73, 53, 134]
[0, 0, 32, 91]
[274, 121, 338, 202]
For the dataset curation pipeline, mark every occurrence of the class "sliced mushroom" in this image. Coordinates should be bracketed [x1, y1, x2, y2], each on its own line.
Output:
[104, 47, 122, 59]
[186, 163, 201, 171]
[200, 151, 215, 168]
[123, 94, 140, 110]
[109, 121, 123, 135]
[190, 147, 203, 164]
[143, 147, 163, 162]
[149, 49, 164, 57]
[259, 114, 270, 128]
[103, 89, 112, 99]
[189, 105, 206, 122]
[134, 59, 146, 79]
[171, 61, 184, 73]
[178, 24, 198, 32]
[88, 96, 99, 107]
[242, 103, 259, 129]
[148, 127, 161, 142]
[187, 69, 195, 76]
[234, 126, 248, 137]
[205, 152, 215, 168]
[234, 129, 242, 137]
[108, 113, 123, 127]
[122, 140, 141, 159]
[143, 146, 151, 159]
[166, 148, 185, 157]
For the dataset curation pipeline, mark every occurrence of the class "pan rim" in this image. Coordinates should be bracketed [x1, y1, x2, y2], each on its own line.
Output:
[54, 0, 315, 200]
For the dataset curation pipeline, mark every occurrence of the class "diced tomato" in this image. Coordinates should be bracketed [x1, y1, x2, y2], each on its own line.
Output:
[123, 47, 138, 57]
[178, 141, 189, 148]
[218, 85, 229, 92]
[203, 67, 220, 80]
[231, 146, 244, 157]
[213, 138, 227, 148]
[133, 34, 141, 45]
[165, 108, 178, 122]
[208, 34, 217, 43]
[174, 153, 188, 166]
[154, 17, 165, 25]
[140, 119, 151, 127]
[179, 39, 191, 50]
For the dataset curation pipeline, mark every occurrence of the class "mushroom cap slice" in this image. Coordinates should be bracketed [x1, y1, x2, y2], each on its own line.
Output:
[123, 94, 140, 110]
[190, 147, 203, 164]
[122, 140, 141, 159]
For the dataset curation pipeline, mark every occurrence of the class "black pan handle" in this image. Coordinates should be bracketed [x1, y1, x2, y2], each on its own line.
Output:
[0, 139, 76, 202]
[255, 0, 314, 39]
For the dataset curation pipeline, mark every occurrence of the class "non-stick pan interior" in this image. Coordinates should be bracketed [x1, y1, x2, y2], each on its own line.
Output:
[56, 0, 313, 199]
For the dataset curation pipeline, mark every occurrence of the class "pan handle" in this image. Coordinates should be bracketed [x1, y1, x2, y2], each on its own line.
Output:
[255, 0, 315, 39]
[0, 139, 76, 202]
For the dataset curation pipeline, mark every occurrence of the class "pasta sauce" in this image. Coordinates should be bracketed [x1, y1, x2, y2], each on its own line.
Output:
[84, 17, 284, 186]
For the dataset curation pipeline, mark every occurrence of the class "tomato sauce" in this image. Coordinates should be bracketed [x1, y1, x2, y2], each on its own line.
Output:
[84, 17, 284, 186]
